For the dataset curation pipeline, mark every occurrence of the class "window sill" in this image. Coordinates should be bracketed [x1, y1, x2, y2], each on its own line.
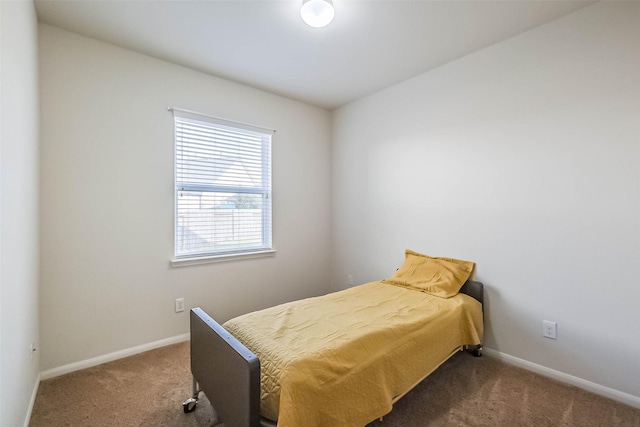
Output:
[170, 249, 277, 267]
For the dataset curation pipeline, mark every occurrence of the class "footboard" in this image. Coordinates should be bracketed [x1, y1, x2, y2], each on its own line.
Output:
[189, 307, 261, 427]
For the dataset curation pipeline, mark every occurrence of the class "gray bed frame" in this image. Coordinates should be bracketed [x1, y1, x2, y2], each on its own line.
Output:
[183, 280, 484, 427]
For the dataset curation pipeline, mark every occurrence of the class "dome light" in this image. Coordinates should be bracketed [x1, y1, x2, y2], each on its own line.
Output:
[301, 0, 335, 28]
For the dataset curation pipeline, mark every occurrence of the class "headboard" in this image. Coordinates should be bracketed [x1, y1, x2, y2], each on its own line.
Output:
[459, 279, 483, 306]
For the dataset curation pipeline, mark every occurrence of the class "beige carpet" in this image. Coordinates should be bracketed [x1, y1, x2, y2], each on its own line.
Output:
[30, 341, 640, 427]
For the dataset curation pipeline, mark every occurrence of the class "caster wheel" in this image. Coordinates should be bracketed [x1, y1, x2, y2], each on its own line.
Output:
[473, 347, 483, 357]
[183, 397, 198, 413]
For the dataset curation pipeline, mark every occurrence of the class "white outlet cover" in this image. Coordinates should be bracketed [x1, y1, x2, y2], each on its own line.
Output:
[543, 320, 557, 339]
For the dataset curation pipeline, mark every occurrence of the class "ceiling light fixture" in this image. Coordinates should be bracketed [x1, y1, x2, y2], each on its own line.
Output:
[300, 0, 335, 28]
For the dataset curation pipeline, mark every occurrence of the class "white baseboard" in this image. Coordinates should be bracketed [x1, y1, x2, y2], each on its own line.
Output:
[484, 348, 640, 410]
[40, 333, 190, 381]
[23, 373, 41, 427]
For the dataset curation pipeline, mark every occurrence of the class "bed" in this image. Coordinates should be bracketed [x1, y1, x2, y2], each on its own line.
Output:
[182, 250, 484, 427]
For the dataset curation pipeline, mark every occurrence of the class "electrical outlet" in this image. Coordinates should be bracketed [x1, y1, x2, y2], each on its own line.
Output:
[175, 298, 185, 313]
[543, 320, 557, 339]
[347, 274, 354, 286]
[30, 343, 36, 360]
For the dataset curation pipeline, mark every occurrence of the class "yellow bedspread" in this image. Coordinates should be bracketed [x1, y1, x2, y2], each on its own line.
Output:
[223, 281, 483, 427]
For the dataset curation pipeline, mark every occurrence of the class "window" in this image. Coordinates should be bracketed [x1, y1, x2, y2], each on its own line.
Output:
[172, 109, 273, 261]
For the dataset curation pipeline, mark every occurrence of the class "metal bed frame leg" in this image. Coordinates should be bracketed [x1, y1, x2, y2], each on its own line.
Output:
[462, 344, 483, 357]
[182, 377, 223, 426]
[474, 345, 483, 357]
[182, 377, 201, 413]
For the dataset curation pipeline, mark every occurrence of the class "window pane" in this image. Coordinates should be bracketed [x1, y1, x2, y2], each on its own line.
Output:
[176, 191, 267, 256]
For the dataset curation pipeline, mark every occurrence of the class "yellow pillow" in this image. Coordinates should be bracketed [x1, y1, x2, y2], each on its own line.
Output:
[383, 249, 475, 298]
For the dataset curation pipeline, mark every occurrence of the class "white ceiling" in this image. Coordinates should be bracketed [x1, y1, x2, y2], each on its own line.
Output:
[35, 0, 595, 110]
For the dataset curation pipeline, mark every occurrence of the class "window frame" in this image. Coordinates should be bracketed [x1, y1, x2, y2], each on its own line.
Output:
[170, 108, 275, 266]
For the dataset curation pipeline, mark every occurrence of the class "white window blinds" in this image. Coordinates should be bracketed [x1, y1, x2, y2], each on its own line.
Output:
[173, 110, 273, 258]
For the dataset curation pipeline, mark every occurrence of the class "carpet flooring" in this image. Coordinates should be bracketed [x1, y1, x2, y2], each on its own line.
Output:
[30, 341, 640, 426]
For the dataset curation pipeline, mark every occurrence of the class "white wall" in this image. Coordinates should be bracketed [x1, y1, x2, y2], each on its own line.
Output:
[331, 2, 640, 402]
[38, 25, 332, 372]
[0, 1, 41, 426]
